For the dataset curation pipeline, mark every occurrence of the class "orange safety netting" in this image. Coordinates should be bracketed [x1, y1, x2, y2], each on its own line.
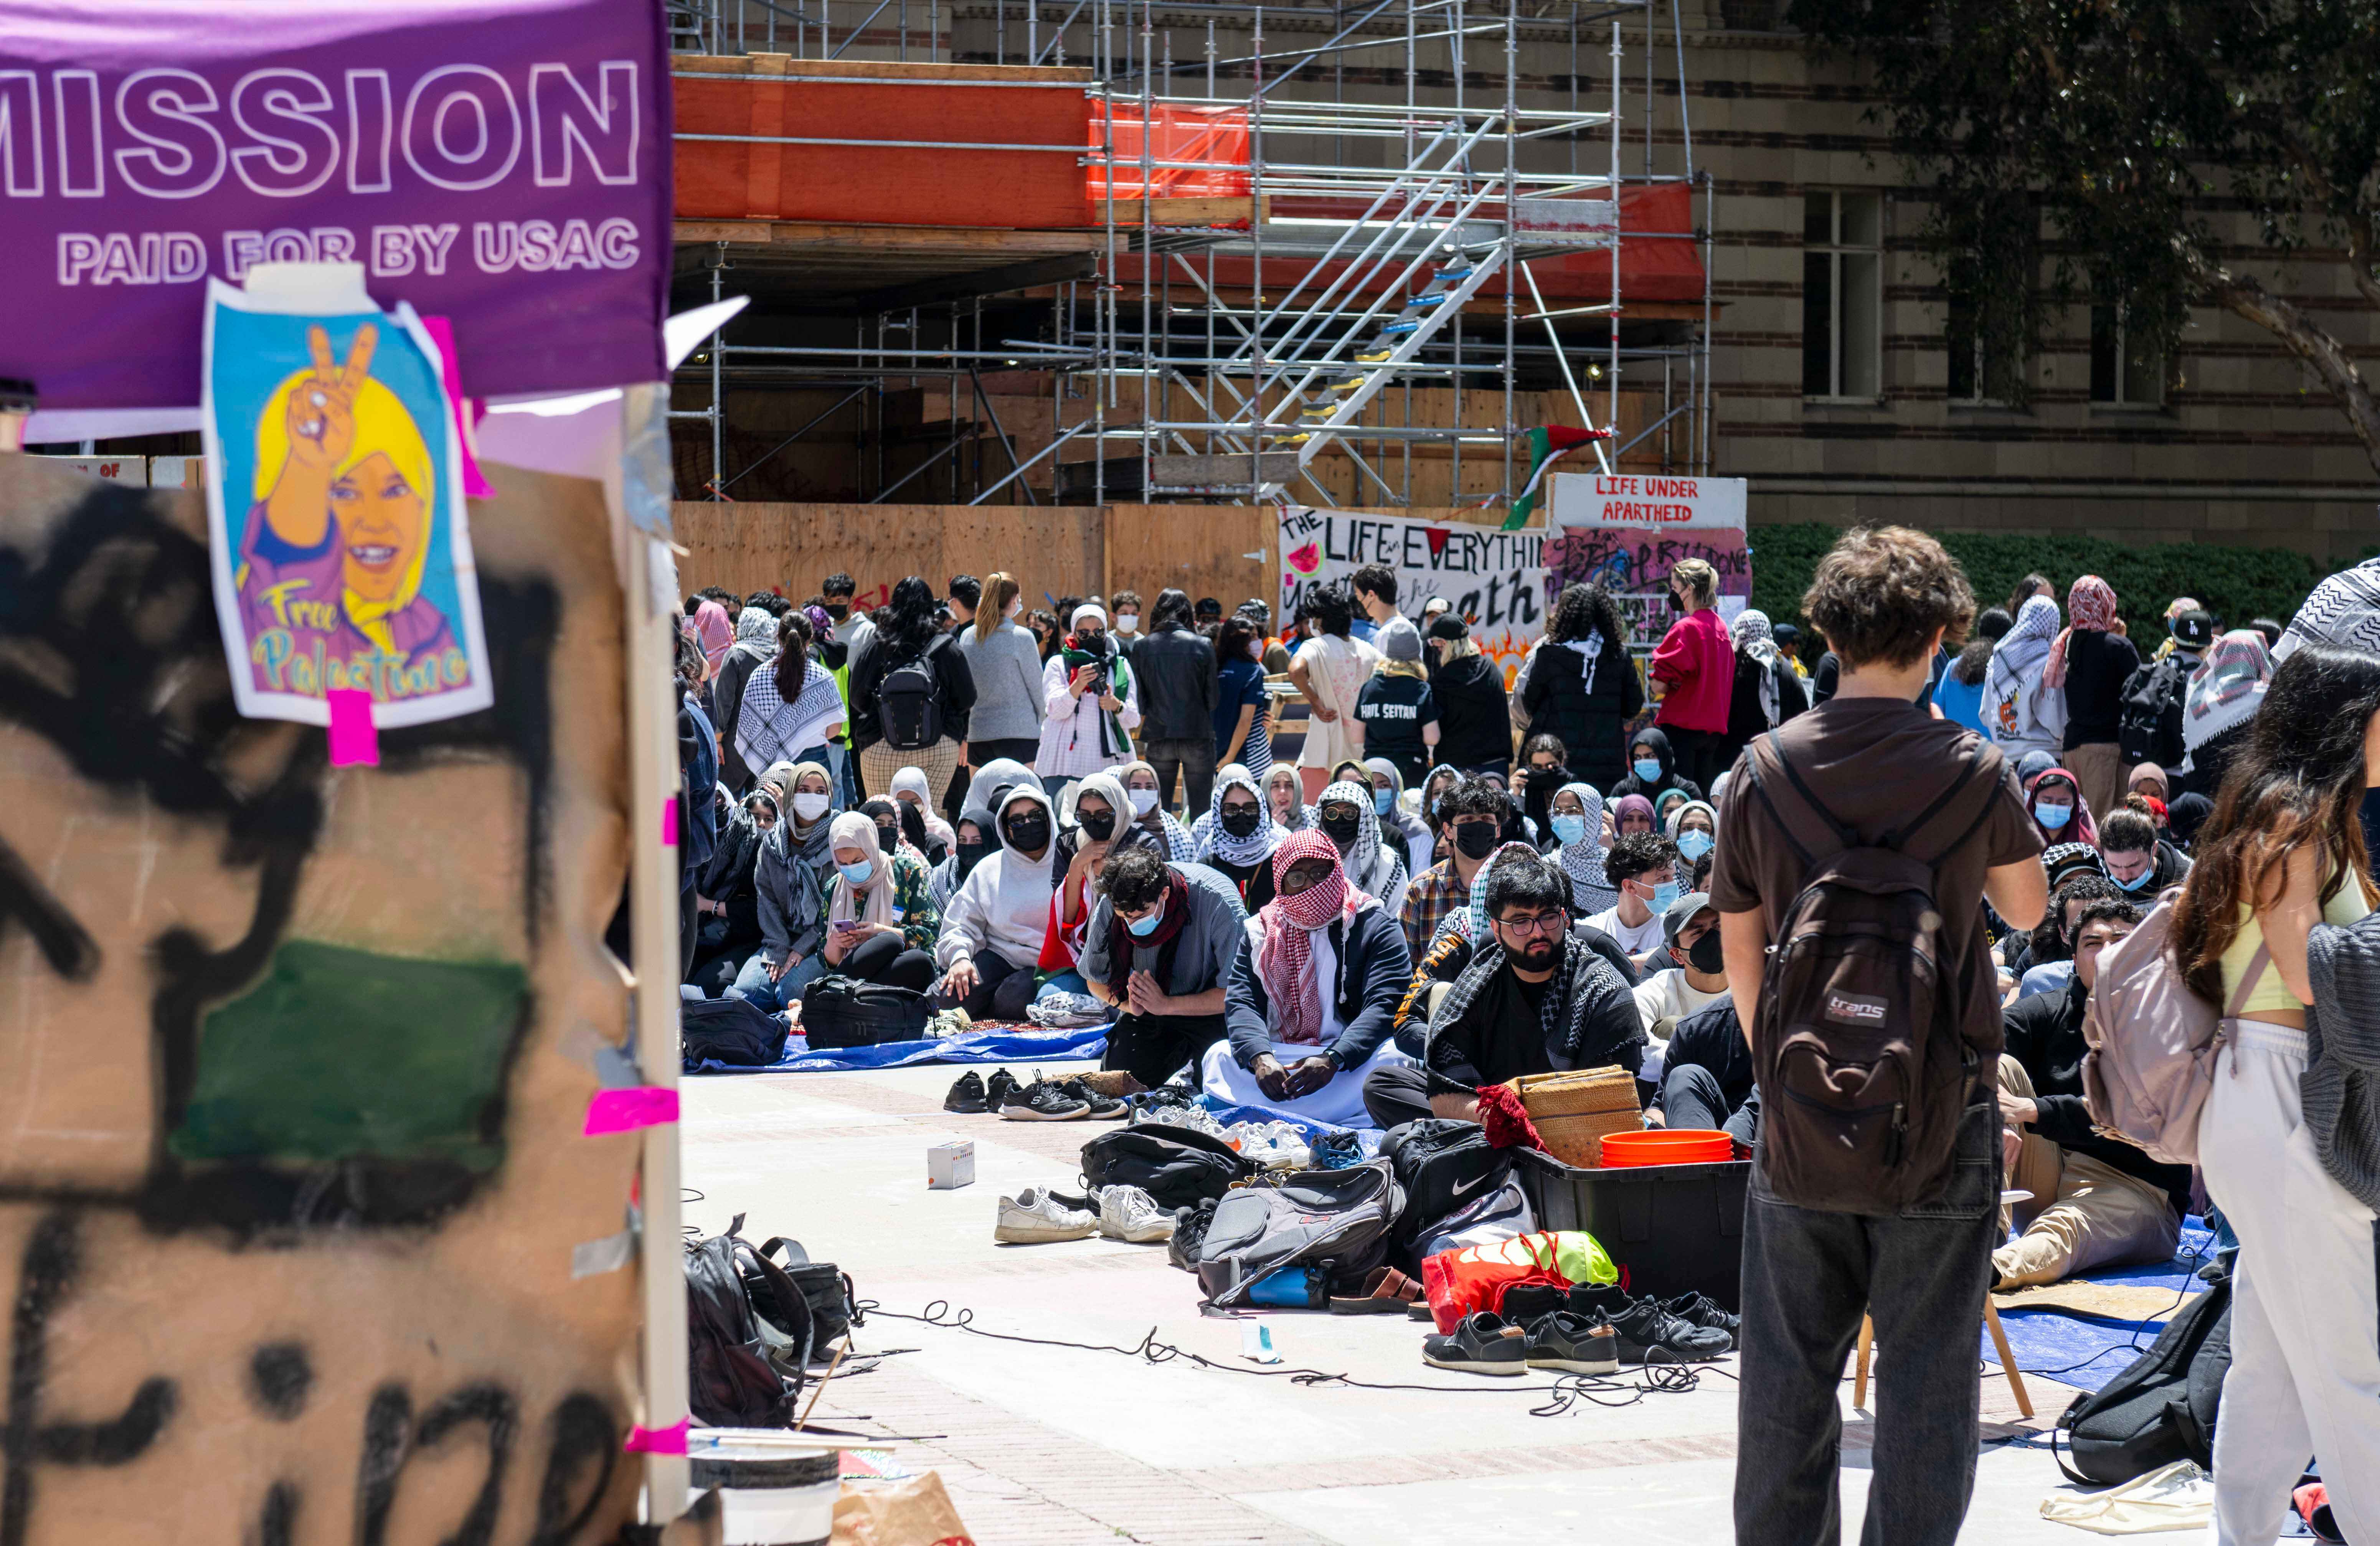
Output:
[1087, 103, 1251, 200]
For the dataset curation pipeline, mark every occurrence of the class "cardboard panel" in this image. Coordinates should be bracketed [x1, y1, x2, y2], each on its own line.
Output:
[0, 452, 639, 1544]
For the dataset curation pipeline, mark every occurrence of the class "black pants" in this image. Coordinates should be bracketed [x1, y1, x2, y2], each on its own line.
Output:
[840, 931, 937, 993]
[1662, 1063, 1761, 1146]
[937, 948, 1037, 1021]
[1362, 1062, 1434, 1130]
[1142, 736, 1217, 819]
[1103, 1011, 1228, 1089]
[1662, 726, 1728, 795]
[969, 737, 1041, 772]
[1734, 1097, 2001, 1546]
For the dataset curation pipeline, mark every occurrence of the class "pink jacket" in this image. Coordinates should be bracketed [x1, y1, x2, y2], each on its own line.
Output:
[1649, 608, 1734, 734]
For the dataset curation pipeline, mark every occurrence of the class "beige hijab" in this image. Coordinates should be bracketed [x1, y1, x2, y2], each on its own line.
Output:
[827, 812, 896, 925]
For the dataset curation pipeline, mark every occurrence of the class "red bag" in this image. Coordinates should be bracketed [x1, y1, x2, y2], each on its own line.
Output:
[1418, 1231, 1616, 1333]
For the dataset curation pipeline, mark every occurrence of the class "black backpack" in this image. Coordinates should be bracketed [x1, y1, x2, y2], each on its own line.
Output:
[1082, 1123, 1256, 1211]
[2117, 654, 2191, 768]
[685, 1214, 807, 1427]
[2054, 1279, 2231, 1485]
[876, 639, 943, 753]
[1378, 1119, 1512, 1245]
[682, 995, 789, 1068]
[1741, 731, 2005, 1212]
[799, 975, 930, 1049]
[754, 1237, 861, 1351]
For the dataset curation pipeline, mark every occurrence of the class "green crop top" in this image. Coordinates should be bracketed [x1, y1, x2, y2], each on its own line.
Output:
[2222, 881, 2375, 1013]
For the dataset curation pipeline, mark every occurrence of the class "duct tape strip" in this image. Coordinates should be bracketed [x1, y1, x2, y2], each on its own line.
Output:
[571, 1229, 635, 1279]
[584, 1086, 679, 1136]
[624, 1419, 689, 1455]
[327, 688, 379, 767]
[662, 797, 678, 846]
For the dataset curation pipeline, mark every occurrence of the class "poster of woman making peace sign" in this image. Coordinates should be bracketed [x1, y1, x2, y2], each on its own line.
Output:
[200, 280, 493, 727]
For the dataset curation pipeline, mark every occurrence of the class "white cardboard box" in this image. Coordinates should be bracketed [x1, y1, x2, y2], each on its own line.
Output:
[926, 1140, 974, 1191]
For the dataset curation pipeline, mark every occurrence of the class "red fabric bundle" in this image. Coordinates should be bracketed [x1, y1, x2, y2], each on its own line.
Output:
[1474, 1083, 1542, 1151]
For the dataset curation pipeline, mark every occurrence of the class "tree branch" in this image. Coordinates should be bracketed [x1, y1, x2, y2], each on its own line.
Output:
[2181, 238, 2380, 476]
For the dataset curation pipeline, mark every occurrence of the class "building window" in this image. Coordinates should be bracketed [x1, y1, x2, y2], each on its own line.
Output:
[1802, 192, 1882, 400]
[1946, 289, 2025, 404]
[2091, 302, 2164, 406]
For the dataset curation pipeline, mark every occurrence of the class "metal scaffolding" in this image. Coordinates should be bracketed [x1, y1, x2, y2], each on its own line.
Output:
[667, 0, 1712, 509]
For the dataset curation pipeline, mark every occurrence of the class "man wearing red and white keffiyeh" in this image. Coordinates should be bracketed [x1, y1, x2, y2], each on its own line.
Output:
[1205, 829, 1418, 1127]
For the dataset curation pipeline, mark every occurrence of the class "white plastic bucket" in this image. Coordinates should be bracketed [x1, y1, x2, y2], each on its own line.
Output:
[689, 1440, 838, 1546]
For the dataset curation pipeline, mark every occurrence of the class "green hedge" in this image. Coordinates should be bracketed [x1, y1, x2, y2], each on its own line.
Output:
[1746, 523, 2350, 638]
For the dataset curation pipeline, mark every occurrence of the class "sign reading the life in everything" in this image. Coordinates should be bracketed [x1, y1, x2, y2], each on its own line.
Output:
[1279, 506, 1545, 680]
[200, 281, 492, 728]
[1543, 473, 1751, 650]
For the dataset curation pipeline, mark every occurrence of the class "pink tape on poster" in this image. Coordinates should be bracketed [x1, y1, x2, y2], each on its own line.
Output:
[420, 315, 495, 500]
[662, 798, 679, 847]
[623, 1419, 689, 1455]
[584, 1086, 679, 1136]
[326, 688, 379, 767]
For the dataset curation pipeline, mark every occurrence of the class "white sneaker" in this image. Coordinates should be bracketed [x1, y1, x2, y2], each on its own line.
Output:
[993, 1186, 1098, 1243]
[1097, 1184, 1175, 1243]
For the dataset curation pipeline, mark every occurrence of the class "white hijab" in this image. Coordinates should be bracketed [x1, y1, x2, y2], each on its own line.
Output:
[827, 812, 895, 925]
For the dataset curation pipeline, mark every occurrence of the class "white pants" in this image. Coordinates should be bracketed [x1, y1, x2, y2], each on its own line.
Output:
[1200, 1038, 1414, 1129]
[2200, 1022, 2380, 1546]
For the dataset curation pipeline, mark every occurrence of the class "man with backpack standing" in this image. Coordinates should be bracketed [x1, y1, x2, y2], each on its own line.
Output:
[1712, 527, 2048, 1546]
[2116, 606, 2211, 776]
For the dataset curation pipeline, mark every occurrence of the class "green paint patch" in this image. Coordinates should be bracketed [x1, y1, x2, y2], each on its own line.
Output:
[170, 939, 529, 1171]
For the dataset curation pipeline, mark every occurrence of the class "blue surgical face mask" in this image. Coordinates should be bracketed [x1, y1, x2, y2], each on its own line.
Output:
[1676, 829, 1714, 863]
[2116, 864, 2153, 892]
[837, 860, 874, 886]
[1127, 901, 1165, 937]
[1373, 788, 1394, 818]
[1551, 813, 1588, 846]
[1633, 757, 1663, 784]
[2036, 802, 2073, 831]
[1646, 880, 1682, 914]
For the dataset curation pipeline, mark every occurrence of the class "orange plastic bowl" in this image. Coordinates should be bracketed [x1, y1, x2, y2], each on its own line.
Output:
[1601, 1129, 1732, 1168]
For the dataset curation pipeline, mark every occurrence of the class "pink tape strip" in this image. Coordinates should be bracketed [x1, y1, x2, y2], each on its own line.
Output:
[623, 1419, 689, 1455]
[584, 1086, 679, 1136]
[662, 798, 679, 847]
[326, 688, 379, 767]
[420, 315, 495, 499]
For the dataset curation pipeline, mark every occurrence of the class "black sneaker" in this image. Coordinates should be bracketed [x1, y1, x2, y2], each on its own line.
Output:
[1660, 1293, 1741, 1337]
[944, 1070, 989, 1114]
[1569, 1285, 1733, 1363]
[1420, 1312, 1528, 1376]
[984, 1068, 1020, 1110]
[1524, 1311, 1619, 1375]
[1499, 1284, 1567, 1324]
[1060, 1077, 1127, 1119]
[999, 1080, 1088, 1121]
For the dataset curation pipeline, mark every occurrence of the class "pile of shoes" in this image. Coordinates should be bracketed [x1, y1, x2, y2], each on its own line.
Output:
[1421, 1283, 1738, 1377]
[992, 1183, 1177, 1245]
[944, 1068, 1127, 1122]
[1217, 1120, 1312, 1171]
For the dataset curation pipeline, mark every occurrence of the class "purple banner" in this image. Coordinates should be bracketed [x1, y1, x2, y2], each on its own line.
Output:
[0, 0, 672, 411]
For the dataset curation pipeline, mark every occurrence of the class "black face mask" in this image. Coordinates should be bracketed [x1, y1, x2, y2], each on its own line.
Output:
[876, 824, 899, 850]
[1320, 812, 1361, 846]
[1003, 814, 1050, 852]
[824, 602, 850, 620]
[1687, 929, 1726, 975]
[1220, 806, 1263, 838]
[954, 840, 990, 879]
[1079, 810, 1117, 841]
[1453, 822, 1500, 860]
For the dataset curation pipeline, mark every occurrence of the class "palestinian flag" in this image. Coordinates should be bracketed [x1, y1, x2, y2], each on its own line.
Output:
[1504, 424, 1612, 528]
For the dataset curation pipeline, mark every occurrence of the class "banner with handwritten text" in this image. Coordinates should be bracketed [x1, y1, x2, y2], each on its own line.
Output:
[1278, 507, 1545, 681]
[1543, 473, 1751, 649]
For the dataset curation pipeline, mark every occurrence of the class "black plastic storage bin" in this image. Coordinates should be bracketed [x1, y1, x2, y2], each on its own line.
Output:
[1512, 1147, 1751, 1311]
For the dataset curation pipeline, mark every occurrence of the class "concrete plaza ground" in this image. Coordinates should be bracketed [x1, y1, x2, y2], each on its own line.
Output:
[684, 1060, 2120, 1545]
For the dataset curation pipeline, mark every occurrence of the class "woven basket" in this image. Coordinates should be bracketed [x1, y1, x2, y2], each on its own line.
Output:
[1507, 1068, 1642, 1170]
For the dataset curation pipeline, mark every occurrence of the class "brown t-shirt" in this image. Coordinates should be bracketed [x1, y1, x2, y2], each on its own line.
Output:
[1710, 697, 2044, 1058]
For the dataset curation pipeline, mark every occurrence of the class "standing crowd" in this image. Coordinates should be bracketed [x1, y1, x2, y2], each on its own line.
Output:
[671, 539, 2380, 1546]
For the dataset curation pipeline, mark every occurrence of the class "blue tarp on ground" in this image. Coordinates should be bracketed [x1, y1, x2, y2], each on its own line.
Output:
[689, 1025, 1108, 1075]
[1984, 1221, 2216, 1394]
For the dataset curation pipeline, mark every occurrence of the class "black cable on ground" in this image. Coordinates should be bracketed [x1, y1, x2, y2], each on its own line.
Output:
[861, 1299, 1729, 1412]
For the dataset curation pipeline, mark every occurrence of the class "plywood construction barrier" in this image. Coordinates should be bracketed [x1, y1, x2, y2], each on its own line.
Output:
[673, 502, 1107, 612]
[0, 454, 641, 1541]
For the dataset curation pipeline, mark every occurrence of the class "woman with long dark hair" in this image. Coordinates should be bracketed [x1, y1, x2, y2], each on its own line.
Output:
[1211, 614, 1274, 780]
[848, 575, 977, 799]
[1288, 584, 1378, 802]
[1521, 582, 1642, 792]
[2173, 644, 2380, 1543]
[732, 610, 848, 799]
[1934, 605, 2012, 738]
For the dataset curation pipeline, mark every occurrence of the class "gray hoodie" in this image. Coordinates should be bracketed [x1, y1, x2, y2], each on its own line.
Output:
[934, 784, 1059, 973]
[956, 619, 1048, 743]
